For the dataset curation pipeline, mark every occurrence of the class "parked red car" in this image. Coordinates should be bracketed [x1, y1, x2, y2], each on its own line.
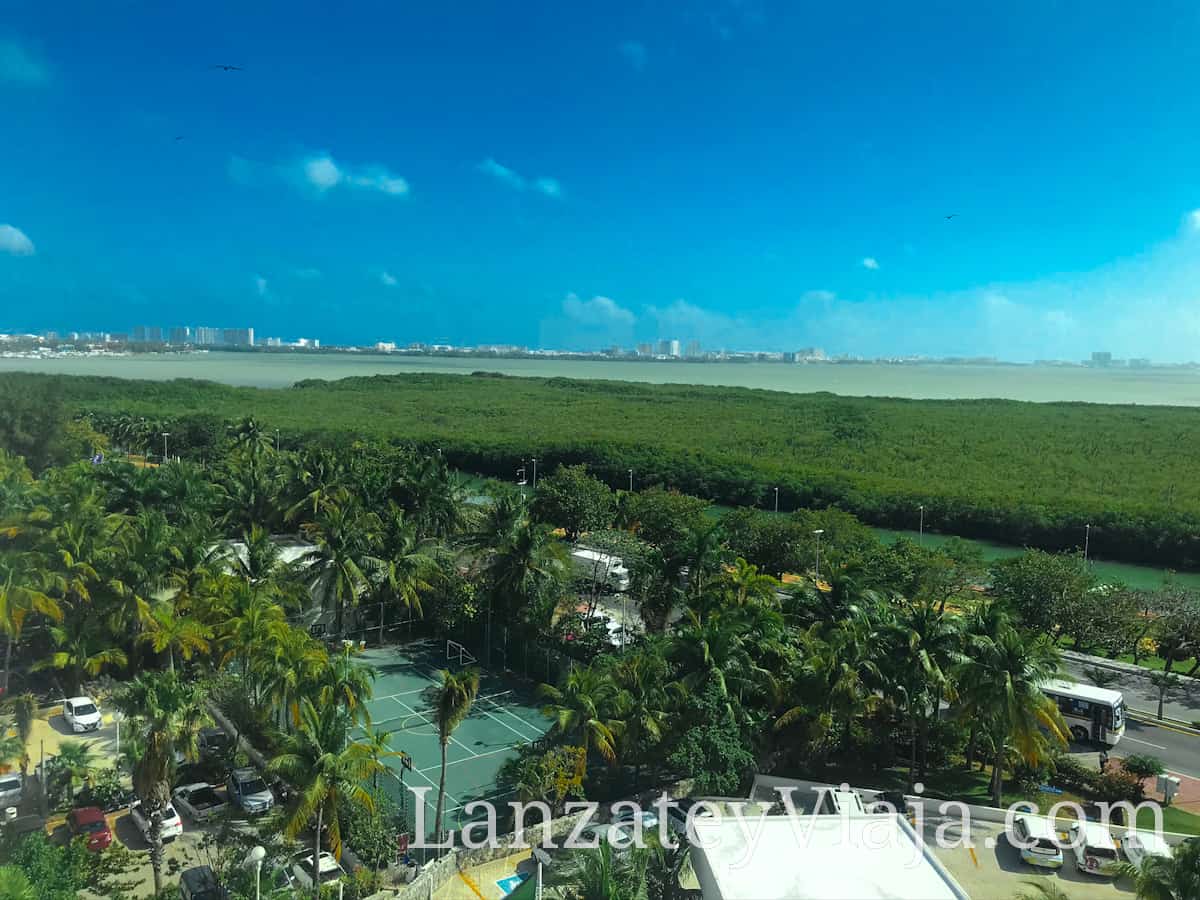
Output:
[67, 806, 112, 851]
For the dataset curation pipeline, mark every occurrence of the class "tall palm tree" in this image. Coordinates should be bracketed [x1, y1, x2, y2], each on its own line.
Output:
[548, 842, 651, 900]
[315, 647, 376, 725]
[724, 557, 780, 607]
[300, 502, 385, 636]
[1125, 836, 1200, 900]
[669, 609, 776, 721]
[957, 625, 1068, 806]
[374, 509, 440, 621]
[137, 601, 211, 673]
[259, 628, 329, 732]
[33, 618, 128, 696]
[114, 671, 211, 894]
[389, 454, 473, 540]
[7, 693, 37, 777]
[0, 552, 62, 693]
[215, 587, 288, 709]
[269, 699, 381, 900]
[432, 668, 480, 840]
[540, 665, 622, 773]
[359, 724, 403, 790]
[613, 649, 669, 789]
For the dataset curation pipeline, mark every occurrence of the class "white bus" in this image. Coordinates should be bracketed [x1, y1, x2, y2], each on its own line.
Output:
[1042, 679, 1125, 747]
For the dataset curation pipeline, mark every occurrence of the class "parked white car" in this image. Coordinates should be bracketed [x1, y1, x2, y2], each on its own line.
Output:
[171, 783, 229, 822]
[1122, 830, 1173, 869]
[1009, 814, 1064, 869]
[290, 851, 345, 889]
[1068, 821, 1121, 876]
[62, 697, 102, 733]
[128, 799, 184, 844]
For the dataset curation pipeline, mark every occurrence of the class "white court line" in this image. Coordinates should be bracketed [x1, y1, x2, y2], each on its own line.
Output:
[477, 702, 542, 744]
[394, 698, 479, 759]
[395, 759, 464, 818]
[375, 687, 431, 701]
[417, 744, 520, 775]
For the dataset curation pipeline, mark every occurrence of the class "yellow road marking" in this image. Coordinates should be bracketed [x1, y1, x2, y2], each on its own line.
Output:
[968, 846, 978, 867]
[1128, 715, 1200, 738]
[457, 869, 486, 900]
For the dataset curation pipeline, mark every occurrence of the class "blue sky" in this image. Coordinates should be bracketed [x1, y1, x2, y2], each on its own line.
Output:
[4, 1, 1200, 360]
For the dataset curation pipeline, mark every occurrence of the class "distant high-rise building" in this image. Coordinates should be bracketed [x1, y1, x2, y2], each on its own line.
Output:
[657, 339, 671, 356]
[1091, 351, 1113, 367]
[669, 339, 681, 358]
[1129, 358, 1151, 368]
[132, 325, 163, 343]
[194, 326, 220, 346]
[168, 326, 192, 345]
[685, 340, 702, 358]
[636, 342, 653, 357]
[222, 327, 255, 347]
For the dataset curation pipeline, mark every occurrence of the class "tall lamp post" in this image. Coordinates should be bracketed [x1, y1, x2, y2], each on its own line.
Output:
[274, 429, 280, 452]
[1084, 523, 1091, 563]
[161, 432, 170, 464]
[531, 458, 538, 489]
[813, 529, 825, 581]
[774, 487, 780, 514]
[918, 505, 925, 546]
[244, 845, 266, 900]
[628, 468, 633, 492]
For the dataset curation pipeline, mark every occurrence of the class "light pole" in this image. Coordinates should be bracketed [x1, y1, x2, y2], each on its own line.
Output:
[813, 529, 825, 581]
[531, 458, 538, 489]
[244, 845, 266, 900]
[161, 432, 170, 464]
[1084, 523, 1091, 563]
[918, 505, 925, 546]
[774, 487, 779, 514]
[274, 429, 280, 452]
[628, 468, 633, 492]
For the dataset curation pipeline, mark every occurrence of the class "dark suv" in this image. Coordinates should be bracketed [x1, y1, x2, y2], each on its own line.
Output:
[180, 865, 228, 900]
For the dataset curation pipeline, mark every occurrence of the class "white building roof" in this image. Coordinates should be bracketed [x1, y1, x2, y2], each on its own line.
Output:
[689, 814, 969, 900]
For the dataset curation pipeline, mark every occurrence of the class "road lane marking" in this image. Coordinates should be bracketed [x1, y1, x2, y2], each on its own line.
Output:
[1122, 735, 1167, 750]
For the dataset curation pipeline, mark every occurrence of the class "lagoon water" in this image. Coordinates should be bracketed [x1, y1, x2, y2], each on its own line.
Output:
[4, 352, 1200, 405]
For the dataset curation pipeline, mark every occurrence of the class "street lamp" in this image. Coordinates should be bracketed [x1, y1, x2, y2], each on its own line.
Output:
[774, 487, 779, 514]
[918, 505, 925, 546]
[274, 429, 280, 452]
[243, 845, 266, 900]
[531, 458, 538, 489]
[161, 432, 170, 464]
[813, 529, 825, 581]
[1084, 523, 1091, 563]
[628, 468, 633, 492]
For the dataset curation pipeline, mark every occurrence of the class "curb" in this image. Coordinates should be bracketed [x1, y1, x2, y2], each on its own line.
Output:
[1127, 709, 1200, 736]
[1063, 650, 1200, 688]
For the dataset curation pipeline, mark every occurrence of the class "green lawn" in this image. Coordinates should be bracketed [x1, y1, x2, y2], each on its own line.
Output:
[1137, 804, 1200, 836]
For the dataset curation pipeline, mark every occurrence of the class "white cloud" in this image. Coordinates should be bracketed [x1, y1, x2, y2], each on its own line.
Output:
[479, 159, 563, 199]
[1187, 209, 1200, 233]
[618, 40, 647, 71]
[254, 275, 268, 297]
[563, 293, 635, 325]
[861, 257, 880, 270]
[380, 270, 398, 287]
[0, 39, 49, 85]
[300, 153, 408, 196]
[0, 224, 34, 256]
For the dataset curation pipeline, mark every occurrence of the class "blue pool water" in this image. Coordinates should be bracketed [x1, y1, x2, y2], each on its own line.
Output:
[496, 874, 528, 895]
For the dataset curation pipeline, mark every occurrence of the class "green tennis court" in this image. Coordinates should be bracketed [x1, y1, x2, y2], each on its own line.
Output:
[355, 638, 554, 838]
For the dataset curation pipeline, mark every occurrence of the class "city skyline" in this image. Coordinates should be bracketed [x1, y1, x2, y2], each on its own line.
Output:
[4, 5, 1200, 360]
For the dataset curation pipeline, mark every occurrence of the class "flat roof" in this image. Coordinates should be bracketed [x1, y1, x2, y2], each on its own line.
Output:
[689, 814, 969, 900]
[1043, 679, 1123, 705]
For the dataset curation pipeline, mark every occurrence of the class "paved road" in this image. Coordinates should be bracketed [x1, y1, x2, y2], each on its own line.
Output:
[1062, 658, 1200, 724]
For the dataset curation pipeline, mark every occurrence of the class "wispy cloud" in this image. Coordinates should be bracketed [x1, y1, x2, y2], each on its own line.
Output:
[301, 153, 409, 196]
[563, 293, 635, 325]
[254, 275, 269, 297]
[0, 39, 50, 85]
[380, 270, 398, 287]
[1187, 209, 1200, 233]
[478, 158, 563, 199]
[618, 40, 647, 71]
[0, 224, 35, 256]
[861, 257, 880, 270]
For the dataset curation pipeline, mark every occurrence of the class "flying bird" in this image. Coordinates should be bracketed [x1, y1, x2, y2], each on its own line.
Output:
[944, 214, 958, 220]
[211, 64, 243, 71]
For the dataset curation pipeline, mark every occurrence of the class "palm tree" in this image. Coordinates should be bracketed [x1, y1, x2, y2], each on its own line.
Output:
[7, 693, 37, 776]
[613, 649, 669, 789]
[268, 699, 381, 900]
[214, 586, 287, 708]
[0, 865, 36, 900]
[0, 551, 62, 693]
[53, 740, 98, 806]
[316, 646, 376, 725]
[957, 625, 1068, 806]
[1124, 836, 1200, 899]
[1013, 881, 1072, 900]
[33, 618, 128, 696]
[374, 509, 440, 621]
[724, 557, 780, 607]
[548, 842, 651, 900]
[389, 454, 473, 540]
[137, 601, 211, 673]
[114, 671, 211, 894]
[669, 610, 776, 721]
[359, 724, 403, 790]
[540, 665, 622, 773]
[431, 668, 480, 839]
[300, 501, 385, 636]
[259, 627, 329, 732]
